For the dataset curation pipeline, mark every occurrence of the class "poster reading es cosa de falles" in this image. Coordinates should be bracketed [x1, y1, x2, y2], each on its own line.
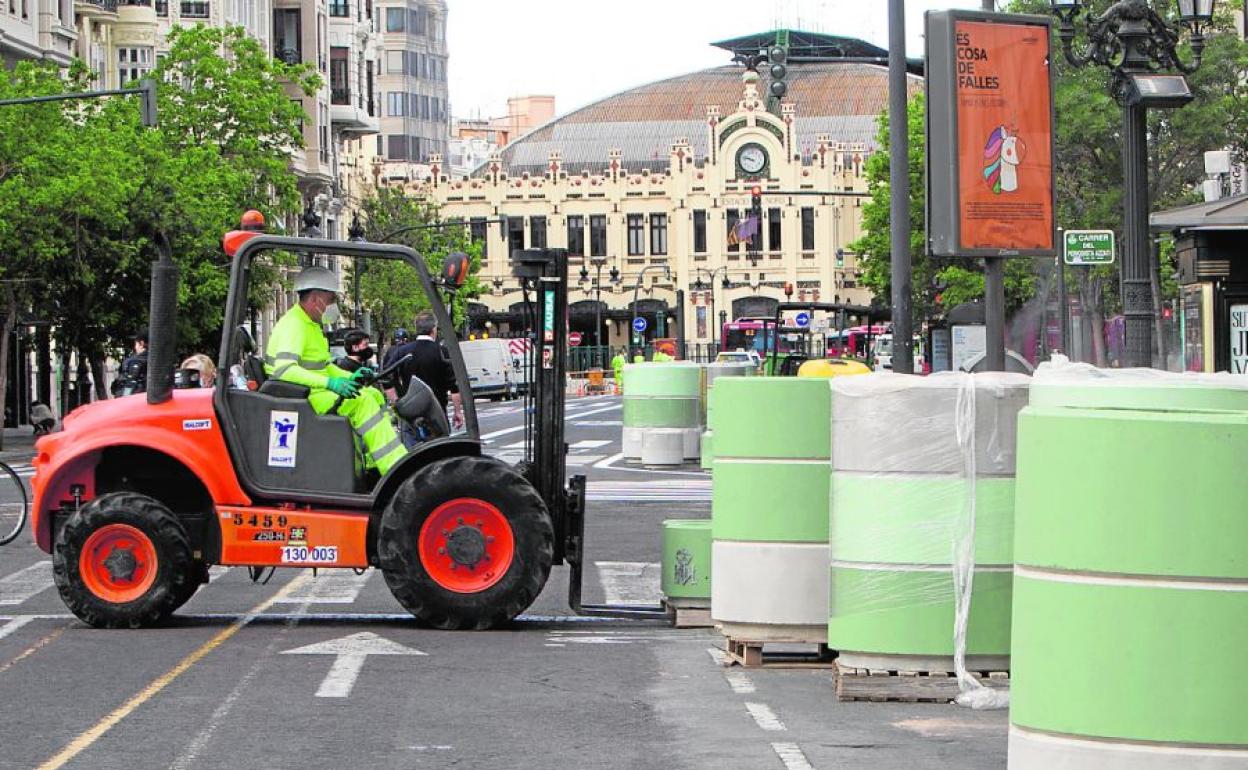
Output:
[955, 20, 1054, 253]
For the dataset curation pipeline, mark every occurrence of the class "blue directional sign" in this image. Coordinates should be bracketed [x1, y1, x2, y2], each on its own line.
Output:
[632, 317, 648, 333]
[794, 311, 811, 328]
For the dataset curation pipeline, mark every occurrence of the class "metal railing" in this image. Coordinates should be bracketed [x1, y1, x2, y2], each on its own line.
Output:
[330, 87, 350, 105]
[274, 47, 301, 65]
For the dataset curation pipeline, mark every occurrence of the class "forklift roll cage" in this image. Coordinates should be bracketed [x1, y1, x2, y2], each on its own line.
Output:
[214, 235, 483, 512]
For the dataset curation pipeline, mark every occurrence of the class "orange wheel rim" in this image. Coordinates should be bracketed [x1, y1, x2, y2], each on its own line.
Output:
[418, 498, 514, 594]
[79, 524, 158, 603]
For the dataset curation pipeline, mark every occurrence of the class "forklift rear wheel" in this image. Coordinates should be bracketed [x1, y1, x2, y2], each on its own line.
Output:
[169, 561, 210, 612]
[53, 492, 194, 629]
[378, 456, 553, 630]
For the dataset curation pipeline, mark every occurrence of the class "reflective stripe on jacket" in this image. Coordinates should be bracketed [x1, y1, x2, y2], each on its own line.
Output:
[264, 304, 350, 388]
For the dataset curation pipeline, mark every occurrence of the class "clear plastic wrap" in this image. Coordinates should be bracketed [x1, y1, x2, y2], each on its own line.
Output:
[828, 371, 1030, 710]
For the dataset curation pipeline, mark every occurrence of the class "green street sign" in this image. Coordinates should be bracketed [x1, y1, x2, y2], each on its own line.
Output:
[1064, 229, 1115, 265]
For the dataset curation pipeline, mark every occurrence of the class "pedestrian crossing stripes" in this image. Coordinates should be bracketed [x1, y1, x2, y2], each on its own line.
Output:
[0, 562, 53, 605]
[0, 560, 670, 611]
[586, 480, 711, 502]
[4, 464, 34, 479]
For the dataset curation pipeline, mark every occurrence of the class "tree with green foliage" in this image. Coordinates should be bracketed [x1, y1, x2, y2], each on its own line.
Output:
[353, 187, 483, 346]
[0, 25, 317, 441]
[852, 2, 1248, 365]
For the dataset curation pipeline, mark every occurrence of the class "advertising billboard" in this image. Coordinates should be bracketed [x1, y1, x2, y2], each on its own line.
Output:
[926, 11, 1057, 258]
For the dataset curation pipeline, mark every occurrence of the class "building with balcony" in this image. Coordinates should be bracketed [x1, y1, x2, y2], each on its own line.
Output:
[3, 0, 76, 66]
[419, 31, 917, 354]
[372, 0, 447, 182]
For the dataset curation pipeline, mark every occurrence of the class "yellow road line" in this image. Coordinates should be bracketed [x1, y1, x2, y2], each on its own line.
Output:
[36, 572, 312, 770]
[0, 625, 67, 676]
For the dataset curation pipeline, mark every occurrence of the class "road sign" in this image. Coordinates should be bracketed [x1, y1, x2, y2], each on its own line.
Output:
[569, 331, 583, 347]
[794, 311, 811, 328]
[283, 632, 426, 698]
[632, 317, 647, 333]
[1064, 230, 1115, 265]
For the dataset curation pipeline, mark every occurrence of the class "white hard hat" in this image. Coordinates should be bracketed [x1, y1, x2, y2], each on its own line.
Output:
[293, 266, 339, 294]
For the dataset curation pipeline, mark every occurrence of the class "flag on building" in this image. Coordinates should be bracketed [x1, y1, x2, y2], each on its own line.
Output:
[726, 215, 759, 247]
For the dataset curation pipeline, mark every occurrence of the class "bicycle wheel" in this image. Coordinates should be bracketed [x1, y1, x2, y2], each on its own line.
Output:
[0, 461, 29, 546]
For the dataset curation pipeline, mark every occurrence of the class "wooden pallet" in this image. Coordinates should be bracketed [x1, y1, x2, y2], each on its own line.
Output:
[835, 664, 1010, 703]
[665, 603, 713, 629]
[722, 637, 837, 669]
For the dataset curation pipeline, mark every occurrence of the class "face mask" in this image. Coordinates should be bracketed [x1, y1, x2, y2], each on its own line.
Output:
[321, 302, 341, 326]
[356, 345, 375, 362]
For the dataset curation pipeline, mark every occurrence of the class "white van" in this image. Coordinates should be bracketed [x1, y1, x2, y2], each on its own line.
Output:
[460, 338, 517, 401]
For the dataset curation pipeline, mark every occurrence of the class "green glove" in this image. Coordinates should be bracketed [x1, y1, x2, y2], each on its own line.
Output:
[326, 376, 360, 398]
[350, 367, 375, 383]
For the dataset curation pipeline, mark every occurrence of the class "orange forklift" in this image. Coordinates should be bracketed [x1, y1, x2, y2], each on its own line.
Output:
[27, 216, 652, 629]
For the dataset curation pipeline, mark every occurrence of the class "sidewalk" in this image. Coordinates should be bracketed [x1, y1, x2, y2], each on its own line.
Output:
[1, 427, 38, 464]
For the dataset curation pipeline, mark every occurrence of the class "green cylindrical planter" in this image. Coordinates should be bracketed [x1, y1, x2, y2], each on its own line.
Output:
[622, 363, 703, 460]
[828, 373, 1030, 672]
[711, 378, 832, 640]
[662, 519, 711, 602]
[1010, 371, 1248, 769]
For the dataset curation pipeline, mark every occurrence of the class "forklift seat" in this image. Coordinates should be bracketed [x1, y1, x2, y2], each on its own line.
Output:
[234, 325, 268, 388]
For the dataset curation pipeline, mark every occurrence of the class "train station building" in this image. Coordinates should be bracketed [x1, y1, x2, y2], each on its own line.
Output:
[414, 31, 918, 357]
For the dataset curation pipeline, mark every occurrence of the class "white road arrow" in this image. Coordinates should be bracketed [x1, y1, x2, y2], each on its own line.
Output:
[282, 631, 427, 698]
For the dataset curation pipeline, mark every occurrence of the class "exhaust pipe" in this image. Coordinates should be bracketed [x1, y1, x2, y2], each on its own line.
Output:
[146, 231, 178, 405]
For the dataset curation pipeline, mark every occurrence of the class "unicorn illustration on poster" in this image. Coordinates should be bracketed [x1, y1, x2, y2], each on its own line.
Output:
[983, 125, 1026, 194]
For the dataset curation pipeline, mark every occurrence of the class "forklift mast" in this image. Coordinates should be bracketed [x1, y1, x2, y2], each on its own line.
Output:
[511, 248, 664, 618]
[511, 248, 574, 564]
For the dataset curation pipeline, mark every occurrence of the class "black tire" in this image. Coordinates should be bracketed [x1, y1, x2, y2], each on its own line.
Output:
[53, 492, 194, 629]
[378, 456, 553, 630]
[169, 561, 210, 612]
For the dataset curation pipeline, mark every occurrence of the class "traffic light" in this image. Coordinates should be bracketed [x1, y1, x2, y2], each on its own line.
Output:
[750, 185, 763, 225]
[767, 45, 788, 99]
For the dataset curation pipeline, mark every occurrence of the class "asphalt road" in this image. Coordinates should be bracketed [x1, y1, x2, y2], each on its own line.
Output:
[0, 396, 1008, 770]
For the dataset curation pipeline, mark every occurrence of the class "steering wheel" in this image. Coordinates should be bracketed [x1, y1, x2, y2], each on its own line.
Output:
[359, 353, 412, 386]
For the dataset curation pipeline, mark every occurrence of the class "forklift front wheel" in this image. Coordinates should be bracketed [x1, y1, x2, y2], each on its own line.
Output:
[52, 492, 194, 629]
[378, 456, 553, 630]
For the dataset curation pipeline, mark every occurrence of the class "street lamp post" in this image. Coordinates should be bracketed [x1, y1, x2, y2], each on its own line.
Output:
[693, 266, 731, 353]
[630, 263, 672, 359]
[579, 256, 620, 368]
[1049, 0, 1215, 368]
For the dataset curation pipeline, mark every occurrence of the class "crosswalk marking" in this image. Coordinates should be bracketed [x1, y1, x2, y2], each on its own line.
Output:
[5, 463, 34, 478]
[586, 480, 711, 502]
[745, 702, 787, 731]
[771, 743, 814, 770]
[0, 562, 53, 605]
[593, 561, 662, 606]
[271, 569, 372, 604]
[492, 452, 607, 467]
[569, 439, 611, 449]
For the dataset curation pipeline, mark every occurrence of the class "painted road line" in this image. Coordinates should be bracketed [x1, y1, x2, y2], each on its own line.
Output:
[706, 647, 730, 666]
[745, 702, 787, 731]
[0, 610, 638, 624]
[171, 579, 319, 770]
[0, 561, 53, 605]
[34, 572, 312, 770]
[594, 561, 662, 606]
[724, 669, 756, 694]
[490, 453, 607, 467]
[572, 420, 622, 427]
[569, 439, 611, 449]
[477, 403, 621, 440]
[585, 481, 712, 502]
[0, 615, 35, 641]
[271, 568, 372, 604]
[0, 625, 66, 677]
[771, 742, 815, 770]
[282, 631, 426, 698]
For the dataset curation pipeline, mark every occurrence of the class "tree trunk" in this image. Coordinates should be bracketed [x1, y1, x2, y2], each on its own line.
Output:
[0, 284, 17, 451]
[90, 357, 109, 401]
[1150, 239, 1166, 369]
[1076, 270, 1108, 367]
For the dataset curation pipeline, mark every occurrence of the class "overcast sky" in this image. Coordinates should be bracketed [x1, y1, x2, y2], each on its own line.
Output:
[447, 0, 993, 121]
